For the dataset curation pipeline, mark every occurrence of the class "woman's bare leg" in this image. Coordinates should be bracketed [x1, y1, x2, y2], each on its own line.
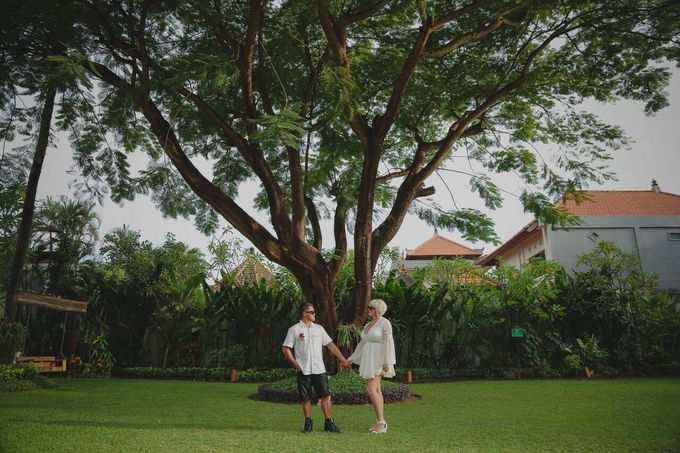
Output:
[366, 375, 384, 431]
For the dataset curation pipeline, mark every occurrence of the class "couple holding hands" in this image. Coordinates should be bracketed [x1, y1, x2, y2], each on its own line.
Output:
[282, 299, 396, 434]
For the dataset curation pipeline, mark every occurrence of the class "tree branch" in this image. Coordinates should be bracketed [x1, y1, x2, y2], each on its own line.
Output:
[241, 0, 265, 120]
[425, 6, 524, 58]
[375, 15, 433, 140]
[316, 0, 371, 145]
[432, 0, 495, 31]
[372, 19, 574, 259]
[329, 201, 349, 276]
[81, 60, 285, 263]
[340, 0, 393, 26]
[304, 195, 323, 251]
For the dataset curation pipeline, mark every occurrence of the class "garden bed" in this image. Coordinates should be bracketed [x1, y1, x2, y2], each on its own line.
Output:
[256, 371, 411, 404]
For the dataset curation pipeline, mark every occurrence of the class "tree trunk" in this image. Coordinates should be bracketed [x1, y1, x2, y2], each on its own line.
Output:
[297, 270, 338, 336]
[1, 84, 57, 363]
[296, 270, 341, 372]
[351, 142, 382, 325]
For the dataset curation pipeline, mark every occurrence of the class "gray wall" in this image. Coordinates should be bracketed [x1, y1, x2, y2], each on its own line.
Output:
[548, 216, 680, 289]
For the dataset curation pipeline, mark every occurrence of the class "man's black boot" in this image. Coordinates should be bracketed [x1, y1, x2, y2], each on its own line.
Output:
[302, 417, 313, 434]
[324, 417, 341, 433]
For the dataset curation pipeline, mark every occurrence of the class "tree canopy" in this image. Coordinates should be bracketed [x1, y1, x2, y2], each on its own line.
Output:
[3, 0, 680, 332]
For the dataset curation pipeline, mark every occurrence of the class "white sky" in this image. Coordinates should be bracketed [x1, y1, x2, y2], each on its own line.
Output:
[34, 69, 680, 260]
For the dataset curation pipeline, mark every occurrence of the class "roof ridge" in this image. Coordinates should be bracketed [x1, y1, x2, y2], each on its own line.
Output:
[409, 234, 479, 255]
[566, 189, 680, 197]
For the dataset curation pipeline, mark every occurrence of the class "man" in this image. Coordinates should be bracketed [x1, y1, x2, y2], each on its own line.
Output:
[282, 302, 350, 434]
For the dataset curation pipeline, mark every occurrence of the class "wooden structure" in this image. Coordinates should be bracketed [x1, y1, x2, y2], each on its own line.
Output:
[17, 355, 67, 373]
[17, 292, 88, 313]
[16, 291, 88, 374]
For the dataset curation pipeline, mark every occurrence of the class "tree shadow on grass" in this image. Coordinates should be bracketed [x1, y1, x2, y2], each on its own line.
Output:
[2, 416, 292, 432]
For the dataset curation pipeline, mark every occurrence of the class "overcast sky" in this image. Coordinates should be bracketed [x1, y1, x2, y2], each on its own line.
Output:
[34, 69, 680, 261]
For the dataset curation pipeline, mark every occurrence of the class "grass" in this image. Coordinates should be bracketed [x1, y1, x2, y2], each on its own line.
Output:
[1, 378, 679, 452]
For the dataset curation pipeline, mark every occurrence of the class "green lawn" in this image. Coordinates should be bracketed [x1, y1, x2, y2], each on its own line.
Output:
[1, 378, 679, 452]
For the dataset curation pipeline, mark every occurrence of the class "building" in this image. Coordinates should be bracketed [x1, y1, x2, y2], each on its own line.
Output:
[476, 181, 680, 289]
[211, 253, 274, 292]
[393, 230, 484, 279]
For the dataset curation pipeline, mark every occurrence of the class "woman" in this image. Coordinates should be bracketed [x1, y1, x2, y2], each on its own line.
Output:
[347, 298, 396, 434]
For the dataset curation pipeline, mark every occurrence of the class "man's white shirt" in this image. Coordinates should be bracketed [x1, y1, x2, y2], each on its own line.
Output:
[283, 321, 333, 375]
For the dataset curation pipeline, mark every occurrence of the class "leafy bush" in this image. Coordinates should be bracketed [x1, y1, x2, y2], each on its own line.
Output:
[206, 345, 246, 369]
[0, 363, 40, 381]
[575, 335, 608, 369]
[258, 371, 410, 404]
[0, 364, 55, 392]
[82, 330, 116, 377]
[564, 354, 582, 372]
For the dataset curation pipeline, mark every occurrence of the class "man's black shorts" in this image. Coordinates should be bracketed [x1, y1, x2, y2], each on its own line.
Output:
[296, 372, 330, 401]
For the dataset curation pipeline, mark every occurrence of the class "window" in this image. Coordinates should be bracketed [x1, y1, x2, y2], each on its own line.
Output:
[669, 232, 680, 241]
[588, 231, 600, 242]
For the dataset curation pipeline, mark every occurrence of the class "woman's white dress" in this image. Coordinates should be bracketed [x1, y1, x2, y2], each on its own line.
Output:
[348, 317, 396, 379]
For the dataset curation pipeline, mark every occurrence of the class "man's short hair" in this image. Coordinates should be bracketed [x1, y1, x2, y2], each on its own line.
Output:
[299, 302, 315, 317]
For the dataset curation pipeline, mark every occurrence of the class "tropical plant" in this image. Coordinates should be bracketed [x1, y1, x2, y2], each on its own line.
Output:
[86, 228, 209, 367]
[29, 196, 100, 298]
[556, 242, 662, 367]
[485, 258, 564, 366]
[574, 335, 609, 371]
[190, 279, 229, 367]
[82, 329, 115, 377]
[219, 277, 298, 368]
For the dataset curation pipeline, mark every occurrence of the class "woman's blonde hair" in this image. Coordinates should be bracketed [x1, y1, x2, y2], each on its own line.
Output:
[368, 298, 387, 316]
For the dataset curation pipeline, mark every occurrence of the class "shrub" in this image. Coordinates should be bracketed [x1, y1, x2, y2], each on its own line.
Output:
[82, 330, 116, 377]
[0, 364, 55, 393]
[564, 354, 581, 371]
[576, 335, 608, 369]
[0, 363, 40, 381]
[258, 371, 411, 404]
[206, 345, 246, 369]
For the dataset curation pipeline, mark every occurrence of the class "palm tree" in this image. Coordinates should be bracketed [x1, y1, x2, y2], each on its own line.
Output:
[30, 197, 100, 298]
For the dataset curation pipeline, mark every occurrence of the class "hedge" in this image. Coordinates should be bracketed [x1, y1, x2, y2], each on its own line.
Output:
[115, 366, 296, 382]
[114, 362, 680, 385]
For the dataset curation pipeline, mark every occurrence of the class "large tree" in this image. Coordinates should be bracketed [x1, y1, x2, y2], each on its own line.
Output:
[41, 0, 679, 333]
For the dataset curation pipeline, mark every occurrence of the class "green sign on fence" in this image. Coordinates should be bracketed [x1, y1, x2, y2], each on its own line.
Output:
[511, 327, 525, 338]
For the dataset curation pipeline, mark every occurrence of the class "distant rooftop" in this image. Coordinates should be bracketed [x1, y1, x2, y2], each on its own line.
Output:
[558, 189, 680, 217]
[406, 232, 482, 260]
[476, 181, 680, 267]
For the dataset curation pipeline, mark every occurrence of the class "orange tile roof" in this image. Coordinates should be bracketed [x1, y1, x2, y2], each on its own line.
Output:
[476, 188, 680, 267]
[475, 221, 540, 266]
[407, 233, 482, 259]
[559, 191, 680, 216]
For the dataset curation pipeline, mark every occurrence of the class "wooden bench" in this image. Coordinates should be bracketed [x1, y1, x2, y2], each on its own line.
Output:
[16, 356, 67, 373]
